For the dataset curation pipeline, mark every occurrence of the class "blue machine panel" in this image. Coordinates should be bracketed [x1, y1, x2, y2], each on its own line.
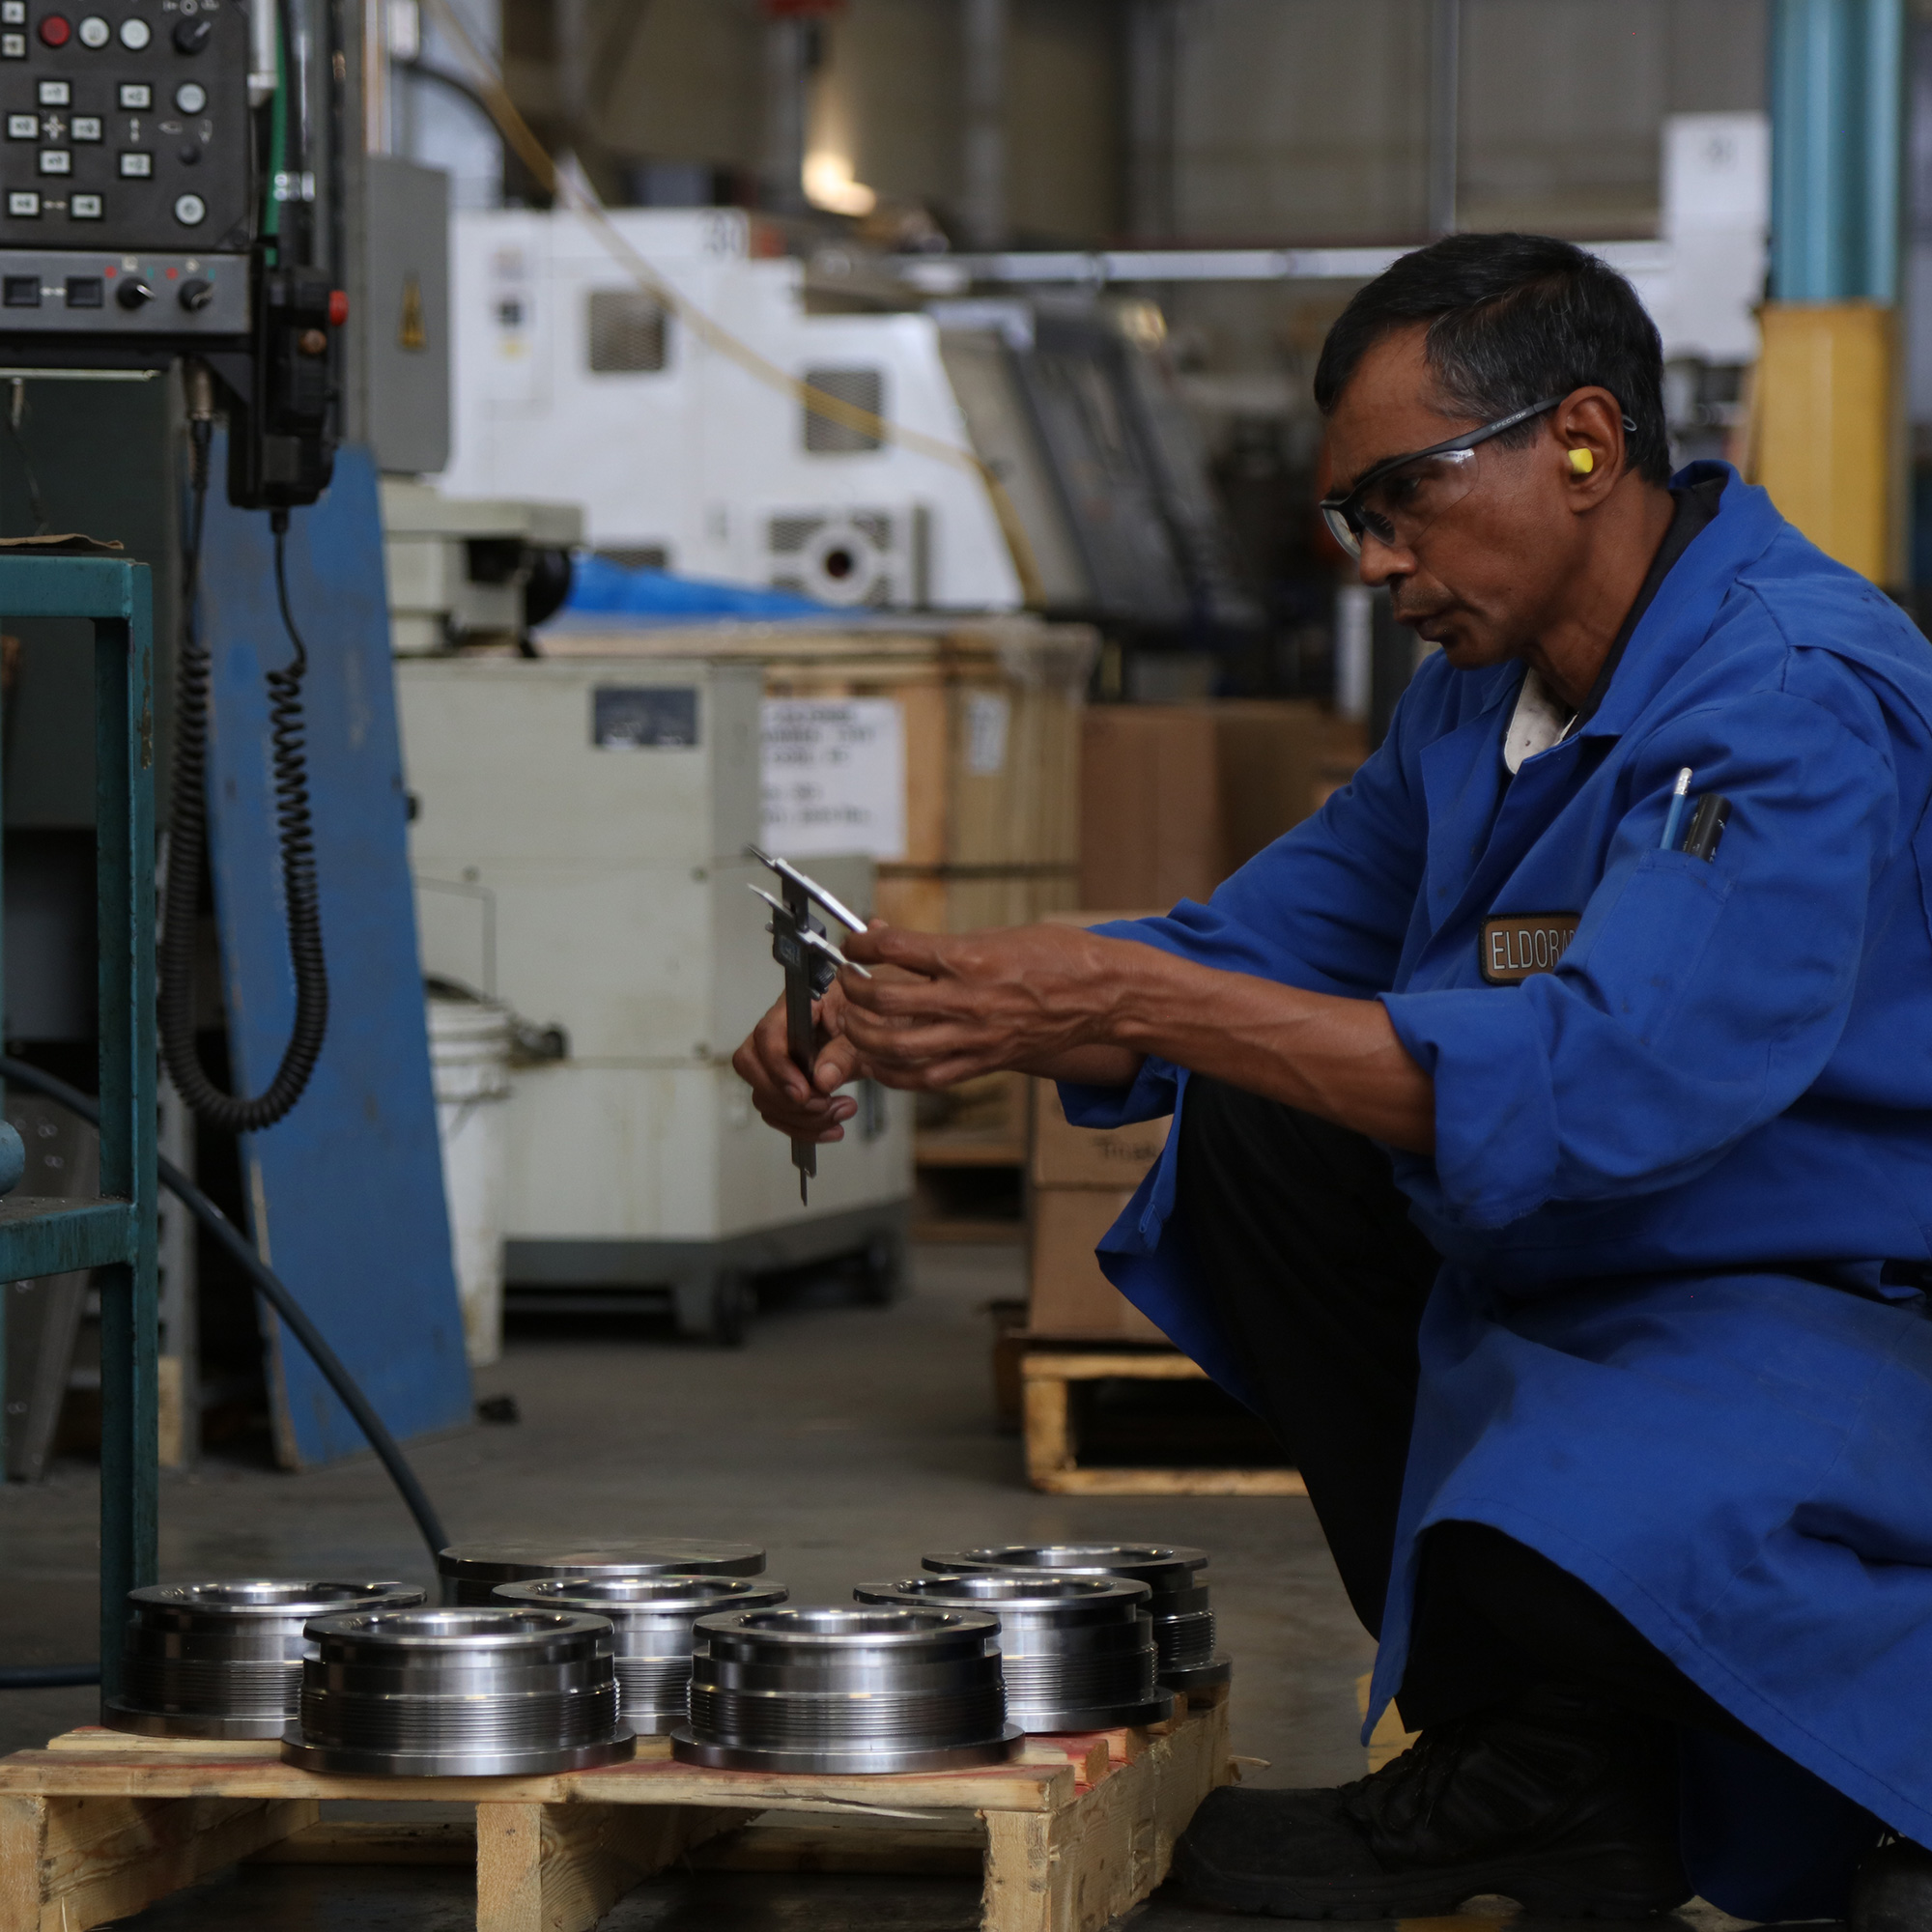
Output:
[197, 442, 471, 1466]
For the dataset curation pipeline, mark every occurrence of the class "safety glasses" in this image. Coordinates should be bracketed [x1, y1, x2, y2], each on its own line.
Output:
[1320, 395, 1566, 559]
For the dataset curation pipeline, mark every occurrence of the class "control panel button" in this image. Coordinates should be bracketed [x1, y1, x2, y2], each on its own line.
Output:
[6, 113, 34, 138]
[170, 14, 210, 52]
[38, 15, 70, 46]
[6, 189, 36, 214]
[39, 80, 69, 104]
[178, 274, 212, 310]
[116, 81, 147, 108]
[71, 115, 99, 139]
[70, 190, 99, 215]
[175, 140, 196, 162]
[2, 273, 36, 305]
[171, 189, 202, 224]
[328, 288, 349, 326]
[75, 14, 108, 46]
[117, 15, 147, 46]
[37, 148, 69, 174]
[0, 4, 22, 21]
[117, 150, 149, 176]
[64, 274, 101, 306]
[115, 275, 151, 309]
[0, 33, 23, 55]
[173, 79, 204, 113]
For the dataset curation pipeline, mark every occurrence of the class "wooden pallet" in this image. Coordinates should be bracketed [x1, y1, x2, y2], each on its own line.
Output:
[0, 1690, 1231, 1932]
[1022, 1349, 1309, 1496]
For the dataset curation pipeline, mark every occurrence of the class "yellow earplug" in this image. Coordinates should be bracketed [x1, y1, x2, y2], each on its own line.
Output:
[1568, 448, 1595, 475]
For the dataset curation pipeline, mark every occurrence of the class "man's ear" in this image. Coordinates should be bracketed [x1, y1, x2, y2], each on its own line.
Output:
[1551, 388, 1626, 507]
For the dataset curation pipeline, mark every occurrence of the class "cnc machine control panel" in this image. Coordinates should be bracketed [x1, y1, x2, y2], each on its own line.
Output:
[0, 0, 250, 333]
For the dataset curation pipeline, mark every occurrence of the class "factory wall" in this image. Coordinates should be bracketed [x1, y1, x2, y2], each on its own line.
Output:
[1171, 0, 1766, 244]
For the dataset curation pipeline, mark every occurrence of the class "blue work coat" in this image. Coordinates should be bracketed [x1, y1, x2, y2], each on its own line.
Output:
[1063, 466, 1932, 1916]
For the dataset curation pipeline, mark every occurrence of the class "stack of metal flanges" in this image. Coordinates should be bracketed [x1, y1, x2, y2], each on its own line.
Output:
[103, 1579, 424, 1739]
[672, 1605, 1022, 1774]
[281, 1605, 636, 1775]
[855, 1572, 1174, 1731]
[437, 1538, 765, 1605]
[496, 1574, 789, 1734]
[923, 1544, 1231, 1691]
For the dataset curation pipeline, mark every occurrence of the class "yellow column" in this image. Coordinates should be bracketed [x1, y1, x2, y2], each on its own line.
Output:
[1751, 301, 1904, 586]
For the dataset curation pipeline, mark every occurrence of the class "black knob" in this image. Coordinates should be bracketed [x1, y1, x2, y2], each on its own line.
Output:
[172, 16, 212, 52]
[116, 278, 154, 311]
[178, 277, 213, 312]
[177, 143, 200, 164]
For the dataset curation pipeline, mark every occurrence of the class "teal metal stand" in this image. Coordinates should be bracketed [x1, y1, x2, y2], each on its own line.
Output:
[0, 555, 156, 1705]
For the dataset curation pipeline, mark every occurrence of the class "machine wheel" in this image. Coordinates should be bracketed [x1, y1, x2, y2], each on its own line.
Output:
[709, 1270, 753, 1347]
[858, 1232, 904, 1307]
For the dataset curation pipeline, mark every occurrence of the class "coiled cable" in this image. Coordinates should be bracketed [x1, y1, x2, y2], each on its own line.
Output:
[158, 416, 329, 1132]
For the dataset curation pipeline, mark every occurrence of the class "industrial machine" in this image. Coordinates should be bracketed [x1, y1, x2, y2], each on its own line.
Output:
[381, 477, 582, 654]
[394, 652, 912, 1344]
[437, 207, 1257, 633]
[0, 0, 475, 1488]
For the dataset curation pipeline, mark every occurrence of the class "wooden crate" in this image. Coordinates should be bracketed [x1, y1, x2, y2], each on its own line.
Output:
[1022, 1348, 1308, 1497]
[0, 1693, 1231, 1932]
[540, 615, 1094, 878]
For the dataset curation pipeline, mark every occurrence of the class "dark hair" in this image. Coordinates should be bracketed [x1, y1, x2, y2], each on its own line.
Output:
[1313, 233, 1671, 486]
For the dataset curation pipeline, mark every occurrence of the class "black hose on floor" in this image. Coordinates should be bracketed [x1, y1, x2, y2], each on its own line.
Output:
[0, 1055, 451, 1568]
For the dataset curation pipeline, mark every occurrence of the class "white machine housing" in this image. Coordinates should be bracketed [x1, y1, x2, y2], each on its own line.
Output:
[439, 207, 1023, 610]
[395, 654, 912, 1326]
[382, 479, 585, 655]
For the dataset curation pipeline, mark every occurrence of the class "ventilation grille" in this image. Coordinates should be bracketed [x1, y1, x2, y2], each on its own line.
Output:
[586, 290, 668, 373]
[802, 367, 885, 454]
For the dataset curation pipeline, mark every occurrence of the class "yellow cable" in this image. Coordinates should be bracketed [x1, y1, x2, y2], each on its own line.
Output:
[413, 0, 1047, 607]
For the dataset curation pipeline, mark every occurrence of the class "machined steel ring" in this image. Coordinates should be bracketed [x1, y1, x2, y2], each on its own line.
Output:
[281, 1606, 635, 1776]
[923, 1543, 1233, 1690]
[437, 1539, 766, 1605]
[672, 1605, 1022, 1775]
[856, 1573, 1174, 1731]
[103, 1579, 424, 1740]
[495, 1574, 789, 1735]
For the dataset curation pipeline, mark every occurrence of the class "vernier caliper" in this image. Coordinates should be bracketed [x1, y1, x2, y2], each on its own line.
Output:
[746, 846, 871, 1204]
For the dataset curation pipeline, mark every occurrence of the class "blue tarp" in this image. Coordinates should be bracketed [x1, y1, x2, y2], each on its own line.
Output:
[561, 554, 827, 622]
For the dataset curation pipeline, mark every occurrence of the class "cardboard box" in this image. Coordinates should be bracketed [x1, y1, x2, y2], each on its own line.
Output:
[1027, 1186, 1170, 1343]
[1031, 1079, 1170, 1190]
[1079, 700, 1335, 910]
[1079, 705, 1222, 910]
[1214, 699, 1327, 872]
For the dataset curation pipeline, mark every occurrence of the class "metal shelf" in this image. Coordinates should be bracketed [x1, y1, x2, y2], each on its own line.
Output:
[0, 553, 156, 1708]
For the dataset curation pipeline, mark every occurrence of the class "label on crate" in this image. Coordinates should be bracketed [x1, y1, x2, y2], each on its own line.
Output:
[965, 692, 1009, 776]
[761, 697, 907, 860]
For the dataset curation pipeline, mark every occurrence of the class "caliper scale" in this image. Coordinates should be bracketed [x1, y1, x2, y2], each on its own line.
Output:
[747, 845, 870, 1204]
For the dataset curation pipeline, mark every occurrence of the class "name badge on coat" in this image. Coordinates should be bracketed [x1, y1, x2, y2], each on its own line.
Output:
[1481, 913, 1580, 984]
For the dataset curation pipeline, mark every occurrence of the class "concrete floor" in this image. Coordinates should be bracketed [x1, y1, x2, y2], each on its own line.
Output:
[0, 1243, 1757, 1930]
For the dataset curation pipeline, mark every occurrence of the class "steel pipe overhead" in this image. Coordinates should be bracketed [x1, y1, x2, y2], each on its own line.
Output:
[495, 1574, 789, 1735]
[855, 1573, 1173, 1731]
[282, 1606, 635, 1776]
[438, 1539, 765, 1605]
[103, 1579, 424, 1740]
[923, 1543, 1232, 1690]
[673, 1605, 1022, 1775]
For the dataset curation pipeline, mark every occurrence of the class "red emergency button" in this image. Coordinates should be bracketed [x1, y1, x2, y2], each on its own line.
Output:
[38, 14, 70, 44]
[327, 289, 348, 327]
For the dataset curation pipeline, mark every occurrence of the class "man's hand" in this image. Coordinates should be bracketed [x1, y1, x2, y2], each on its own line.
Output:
[729, 981, 865, 1143]
[835, 923, 1144, 1090]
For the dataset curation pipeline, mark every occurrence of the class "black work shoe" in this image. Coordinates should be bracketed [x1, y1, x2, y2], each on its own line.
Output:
[1852, 1837, 1932, 1932]
[1172, 1682, 1691, 1918]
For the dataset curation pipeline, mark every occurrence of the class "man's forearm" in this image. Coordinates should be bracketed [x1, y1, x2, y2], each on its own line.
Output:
[1101, 945, 1435, 1153]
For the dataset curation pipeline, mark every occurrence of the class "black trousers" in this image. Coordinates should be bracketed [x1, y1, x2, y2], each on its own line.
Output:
[1175, 1074, 1756, 1747]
